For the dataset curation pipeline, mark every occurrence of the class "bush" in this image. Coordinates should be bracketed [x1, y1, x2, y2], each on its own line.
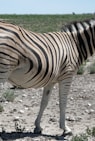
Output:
[0, 104, 4, 112]
[71, 127, 95, 141]
[71, 134, 88, 141]
[77, 65, 84, 75]
[89, 62, 95, 74]
[86, 127, 95, 137]
[3, 89, 15, 102]
[92, 127, 95, 137]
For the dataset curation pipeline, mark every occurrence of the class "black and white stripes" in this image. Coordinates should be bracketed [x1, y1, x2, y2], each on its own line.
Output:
[0, 19, 95, 135]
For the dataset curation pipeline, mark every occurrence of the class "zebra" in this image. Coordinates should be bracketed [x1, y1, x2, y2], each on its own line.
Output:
[0, 19, 95, 136]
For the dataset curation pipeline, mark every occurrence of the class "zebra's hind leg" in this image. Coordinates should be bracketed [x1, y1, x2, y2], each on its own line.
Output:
[59, 77, 73, 136]
[34, 84, 54, 134]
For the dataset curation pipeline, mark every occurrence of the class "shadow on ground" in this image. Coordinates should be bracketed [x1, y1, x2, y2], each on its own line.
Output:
[0, 131, 69, 141]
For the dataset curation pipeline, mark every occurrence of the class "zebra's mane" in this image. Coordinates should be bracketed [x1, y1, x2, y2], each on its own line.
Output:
[61, 18, 95, 32]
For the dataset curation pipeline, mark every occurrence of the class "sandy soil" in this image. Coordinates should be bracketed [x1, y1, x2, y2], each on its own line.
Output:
[0, 74, 95, 141]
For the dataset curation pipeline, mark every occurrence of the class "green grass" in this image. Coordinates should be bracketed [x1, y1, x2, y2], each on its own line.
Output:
[0, 14, 94, 32]
[0, 104, 4, 112]
[86, 127, 95, 137]
[3, 89, 15, 102]
[77, 61, 86, 75]
[71, 134, 88, 141]
[77, 65, 84, 75]
[89, 62, 95, 74]
[71, 127, 95, 141]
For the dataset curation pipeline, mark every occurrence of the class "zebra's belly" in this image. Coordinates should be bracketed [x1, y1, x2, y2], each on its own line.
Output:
[8, 67, 58, 88]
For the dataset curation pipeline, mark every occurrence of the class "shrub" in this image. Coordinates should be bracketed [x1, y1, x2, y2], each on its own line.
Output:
[14, 121, 25, 132]
[89, 62, 95, 74]
[86, 127, 95, 137]
[71, 127, 95, 141]
[3, 89, 15, 102]
[0, 104, 4, 112]
[77, 65, 84, 75]
[71, 134, 88, 141]
[92, 127, 95, 137]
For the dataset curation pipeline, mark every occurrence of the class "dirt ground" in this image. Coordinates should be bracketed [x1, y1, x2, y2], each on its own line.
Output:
[0, 74, 95, 141]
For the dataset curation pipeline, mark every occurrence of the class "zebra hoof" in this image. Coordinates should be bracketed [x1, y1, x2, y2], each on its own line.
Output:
[34, 127, 42, 134]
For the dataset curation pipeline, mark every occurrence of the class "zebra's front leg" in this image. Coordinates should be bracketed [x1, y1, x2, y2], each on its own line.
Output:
[34, 84, 54, 134]
[59, 77, 73, 136]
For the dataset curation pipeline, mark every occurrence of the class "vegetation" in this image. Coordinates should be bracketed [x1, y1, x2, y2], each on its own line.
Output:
[89, 62, 95, 74]
[77, 65, 84, 75]
[0, 14, 94, 33]
[0, 104, 4, 112]
[86, 127, 95, 137]
[2, 89, 15, 102]
[71, 127, 95, 141]
[71, 134, 88, 141]
[14, 121, 25, 132]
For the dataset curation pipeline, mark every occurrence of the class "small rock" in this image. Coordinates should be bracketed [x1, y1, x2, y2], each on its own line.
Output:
[13, 108, 17, 112]
[76, 116, 82, 121]
[70, 97, 74, 100]
[73, 89, 77, 92]
[56, 101, 59, 105]
[89, 109, 94, 114]
[22, 94, 27, 97]
[19, 110, 24, 114]
[83, 90, 86, 93]
[70, 117, 76, 121]
[85, 109, 89, 113]
[49, 118, 56, 122]
[18, 99, 23, 103]
[4, 101, 9, 104]
[66, 116, 76, 121]
[24, 107, 29, 110]
[10, 108, 17, 113]
[54, 86, 56, 89]
[85, 109, 94, 114]
[13, 116, 20, 121]
[87, 103, 91, 107]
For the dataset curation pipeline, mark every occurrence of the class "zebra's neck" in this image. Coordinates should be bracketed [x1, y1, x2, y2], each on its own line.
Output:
[62, 19, 95, 65]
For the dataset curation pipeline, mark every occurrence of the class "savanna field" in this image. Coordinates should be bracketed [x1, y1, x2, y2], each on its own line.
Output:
[0, 14, 95, 32]
[0, 14, 95, 141]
